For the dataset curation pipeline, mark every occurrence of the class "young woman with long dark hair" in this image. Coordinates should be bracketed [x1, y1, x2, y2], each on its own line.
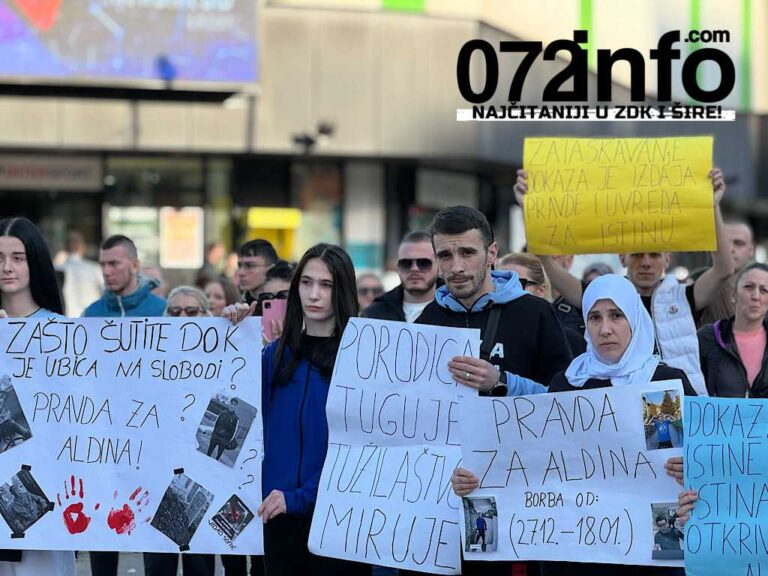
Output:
[0, 217, 74, 576]
[224, 243, 368, 576]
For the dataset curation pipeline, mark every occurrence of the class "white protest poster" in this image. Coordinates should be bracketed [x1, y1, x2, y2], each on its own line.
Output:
[308, 318, 481, 574]
[0, 316, 263, 554]
[458, 381, 685, 567]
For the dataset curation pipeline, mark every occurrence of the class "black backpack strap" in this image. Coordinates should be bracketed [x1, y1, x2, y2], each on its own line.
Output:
[480, 306, 502, 360]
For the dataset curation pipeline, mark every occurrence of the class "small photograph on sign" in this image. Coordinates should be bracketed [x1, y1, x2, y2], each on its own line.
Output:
[196, 394, 257, 468]
[151, 473, 214, 548]
[0, 469, 52, 535]
[642, 389, 683, 450]
[462, 496, 498, 553]
[651, 502, 684, 560]
[0, 375, 32, 454]
[211, 494, 255, 543]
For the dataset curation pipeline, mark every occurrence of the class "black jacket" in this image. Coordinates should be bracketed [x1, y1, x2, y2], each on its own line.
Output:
[362, 285, 406, 322]
[553, 294, 585, 333]
[698, 317, 768, 398]
[416, 294, 572, 386]
[564, 326, 586, 356]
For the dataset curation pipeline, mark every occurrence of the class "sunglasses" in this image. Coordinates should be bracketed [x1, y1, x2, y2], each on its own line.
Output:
[167, 306, 205, 317]
[358, 287, 383, 296]
[519, 278, 541, 289]
[258, 290, 289, 303]
[397, 258, 433, 272]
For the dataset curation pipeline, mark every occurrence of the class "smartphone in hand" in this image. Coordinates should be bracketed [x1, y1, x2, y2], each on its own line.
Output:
[262, 299, 287, 342]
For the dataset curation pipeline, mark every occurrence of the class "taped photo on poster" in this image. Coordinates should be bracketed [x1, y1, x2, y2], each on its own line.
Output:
[0, 317, 265, 554]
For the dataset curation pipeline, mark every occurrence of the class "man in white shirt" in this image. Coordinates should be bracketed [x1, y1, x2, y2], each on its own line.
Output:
[363, 231, 437, 323]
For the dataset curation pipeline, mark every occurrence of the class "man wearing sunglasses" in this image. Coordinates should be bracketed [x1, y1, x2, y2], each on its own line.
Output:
[364, 231, 438, 323]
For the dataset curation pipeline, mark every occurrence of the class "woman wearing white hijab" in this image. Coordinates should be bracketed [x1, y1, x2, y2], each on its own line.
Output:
[551, 274, 697, 394]
[545, 275, 695, 576]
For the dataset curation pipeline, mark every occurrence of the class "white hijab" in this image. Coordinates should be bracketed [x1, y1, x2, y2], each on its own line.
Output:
[565, 274, 660, 387]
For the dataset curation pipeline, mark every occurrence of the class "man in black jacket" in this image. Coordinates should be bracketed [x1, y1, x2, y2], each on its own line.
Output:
[363, 231, 437, 323]
[415, 206, 572, 576]
[417, 206, 572, 396]
[207, 398, 240, 461]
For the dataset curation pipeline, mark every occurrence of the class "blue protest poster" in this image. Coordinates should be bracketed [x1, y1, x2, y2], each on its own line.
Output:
[684, 397, 768, 576]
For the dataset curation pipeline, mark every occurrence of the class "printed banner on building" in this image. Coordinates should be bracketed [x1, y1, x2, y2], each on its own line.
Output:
[458, 381, 685, 567]
[683, 397, 768, 576]
[0, 316, 263, 554]
[523, 136, 715, 254]
[308, 318, 481, 575]
[0, 155, 102, 191]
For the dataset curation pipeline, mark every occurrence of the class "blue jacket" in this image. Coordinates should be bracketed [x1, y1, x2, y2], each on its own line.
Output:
[81, 277, 166, 318]
[261, 341, 331, 516]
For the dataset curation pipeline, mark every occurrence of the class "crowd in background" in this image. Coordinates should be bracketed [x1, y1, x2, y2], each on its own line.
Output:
[0, 163, 765, 576]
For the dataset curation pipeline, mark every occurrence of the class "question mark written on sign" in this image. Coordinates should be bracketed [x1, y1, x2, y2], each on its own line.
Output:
[240, 449, 258, 470]
[238, 474, 255, 490]
[230, 357, 246, 390]
[180, 394, 196, 421]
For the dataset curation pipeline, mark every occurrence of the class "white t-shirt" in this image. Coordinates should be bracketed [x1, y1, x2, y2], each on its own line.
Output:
[402, 301, 430, 323]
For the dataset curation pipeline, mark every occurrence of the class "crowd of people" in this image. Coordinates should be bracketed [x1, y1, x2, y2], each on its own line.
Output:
[0, 162, 764, 576]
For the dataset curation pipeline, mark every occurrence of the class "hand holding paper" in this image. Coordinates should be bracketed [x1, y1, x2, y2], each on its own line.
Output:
[450, 467, 479, 497]
[448, 356, 498, 392]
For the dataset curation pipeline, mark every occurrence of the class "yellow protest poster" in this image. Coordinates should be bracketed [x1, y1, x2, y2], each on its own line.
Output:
[523, 136, 715, 255]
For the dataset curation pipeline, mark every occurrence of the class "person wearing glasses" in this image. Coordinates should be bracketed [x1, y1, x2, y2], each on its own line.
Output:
[256, 261, 294, 313]
[497, 252, 551, 300]
[497, 253, 586, 355]
[164, 286, 211, 318]
[142, 284, 217, 576]
[364, 231, 437, 323]
[237, 239, 278, 306]
[82, 235, 166, 318]
[355, 273, 384, 313]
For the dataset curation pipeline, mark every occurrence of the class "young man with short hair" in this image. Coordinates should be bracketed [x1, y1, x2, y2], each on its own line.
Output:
[515, 168, 733, 396]
[82, 235, 166, 318]
[417, 206, 572, 395]
[237, 239, 278, 305]
[416, 206, 572, 576]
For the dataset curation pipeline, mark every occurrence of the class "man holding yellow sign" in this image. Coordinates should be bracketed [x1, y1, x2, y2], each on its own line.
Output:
[514, 136, 733, 398]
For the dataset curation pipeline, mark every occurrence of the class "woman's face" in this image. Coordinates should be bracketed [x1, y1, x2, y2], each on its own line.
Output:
[587, 298, 632, 363]
[166, 294, 207, 317]
[0, 236, 30, 297]
[299, 258, 334, 324]
[735, 269, 768, 324]
[204, 282, 227, 317]
[503, 263, 547, 299]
